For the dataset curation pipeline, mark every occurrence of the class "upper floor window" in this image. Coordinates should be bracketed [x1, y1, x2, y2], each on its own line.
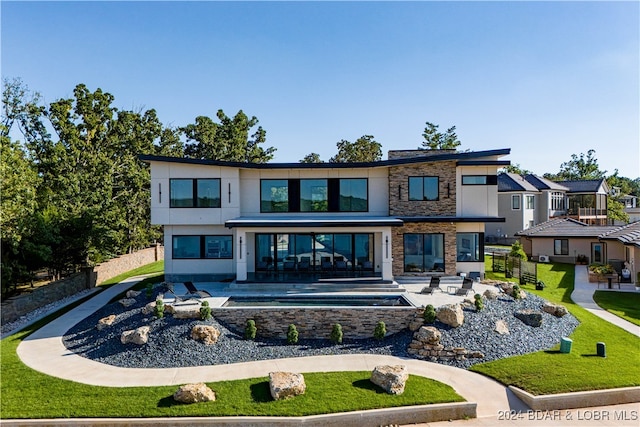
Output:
[170, 179, 221, 208]
[525, 195, 535, 210]
[512, 195, 521, 210]
[261, 180, 289, 212]
[261, 178, 368, 213]
[462, 175, 498, 185]
[551, 192, 565, 211]
[408, 176, 439, 201]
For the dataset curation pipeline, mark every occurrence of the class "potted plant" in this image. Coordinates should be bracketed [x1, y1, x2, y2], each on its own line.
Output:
[576, 254, 588, 265]
[535, 280, 545, 291]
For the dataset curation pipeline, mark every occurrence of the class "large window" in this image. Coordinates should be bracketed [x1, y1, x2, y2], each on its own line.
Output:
[261, 180, 289, 212]
[462, 175, 498, 185]
[551, 192, 565, 211]
[300, 179, 328, 212]
[554, 239, 568, 256]
[456, 233, 484, 262]
[409, 177, 439, 201]
[403, 233, 445, 272]
[261, 178, 368, 213]
[525, 195, 535, 210]
[339, 178, 368, 212]
[170, 179, 221, 208]
[173, 235, 233, 259]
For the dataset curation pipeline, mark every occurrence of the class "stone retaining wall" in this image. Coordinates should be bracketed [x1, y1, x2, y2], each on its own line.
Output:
[212, 307, 421, 339]
[1, 245, 164, 324]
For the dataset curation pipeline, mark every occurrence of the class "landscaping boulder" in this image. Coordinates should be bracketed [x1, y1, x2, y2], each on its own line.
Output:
[118, 298, 137, 308]
[126, 290, 141, 298]
[142, 301, 156, 315]
[414, 326, 441, 344]
[97, 314, 116, 331]
[494, 320, 509, 335]
[121, 326, 150, 345]
[483, 288, 500, 300]
[173, 383, 216, 404]
[409, 312, 424, 331]
[269, 372, 306, 400]
[515, 310, 543, 327]
[191, 325, 221, 345]
[370, 365, 409, 395]
[542, 302, 568, 318]
[172, 305, 200, 319]
[436, 304, 464, 327]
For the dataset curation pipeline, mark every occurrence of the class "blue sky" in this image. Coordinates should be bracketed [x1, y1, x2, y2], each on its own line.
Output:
[2, 1, 639, 178]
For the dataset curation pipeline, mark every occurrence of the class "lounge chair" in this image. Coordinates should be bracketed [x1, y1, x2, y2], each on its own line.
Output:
[420, 276, 441, 294]
[455, 278, 474, 296]
[166, 282, 211, 302]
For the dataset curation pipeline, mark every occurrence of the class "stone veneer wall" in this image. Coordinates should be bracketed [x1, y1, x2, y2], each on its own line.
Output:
[212, 307, 421, 339]
[392, 222, 457, 277]
[94, 244, 164, 285]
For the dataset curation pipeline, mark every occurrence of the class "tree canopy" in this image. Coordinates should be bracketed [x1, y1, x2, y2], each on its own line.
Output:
[420, 121, 461, 150]
[544, 149, 606, 181]
[329, 135, 382, 163]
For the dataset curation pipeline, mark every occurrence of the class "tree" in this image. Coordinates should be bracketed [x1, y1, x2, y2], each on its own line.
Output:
[420, 121, 461, 150]
[544, 149, 606, 181]
[501, 163, 532, 175]
[329, 135, 382, 163]
[300, 152, 323, 163]
[182, 109, 276, 163]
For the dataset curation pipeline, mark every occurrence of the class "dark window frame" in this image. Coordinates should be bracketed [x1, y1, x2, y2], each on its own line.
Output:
[512, 194, 521, 210]
[172, 235, 233, 259]
[456, 232, 485, 262]
[554, 239, 569, 256]
[408, 176, 439, 201]
[169, 178, 221, 208]
[403, 232, 446, 273]
[461, 175, 498, 185]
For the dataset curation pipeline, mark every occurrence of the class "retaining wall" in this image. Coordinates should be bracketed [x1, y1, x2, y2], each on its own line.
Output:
[212, 306, 421, 339]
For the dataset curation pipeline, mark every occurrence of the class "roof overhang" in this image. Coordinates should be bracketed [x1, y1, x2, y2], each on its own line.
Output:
[225, 216, 404, 228]
[399, 216, 506, 223]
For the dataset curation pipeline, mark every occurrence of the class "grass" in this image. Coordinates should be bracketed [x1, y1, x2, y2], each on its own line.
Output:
[472, 258, 640, 395]
[593, 291, 640, 326]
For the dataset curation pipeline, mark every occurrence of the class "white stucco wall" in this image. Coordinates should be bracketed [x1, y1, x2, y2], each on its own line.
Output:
[456, 166, 498, 217]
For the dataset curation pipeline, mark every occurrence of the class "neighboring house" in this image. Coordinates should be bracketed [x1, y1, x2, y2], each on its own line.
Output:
[141, 148, 509, 283]
[558, 179, 609, 225]
[486, 173, 569, 245]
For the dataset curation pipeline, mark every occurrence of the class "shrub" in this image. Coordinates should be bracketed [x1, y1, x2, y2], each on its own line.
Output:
[509, 241, 527, 260]
[154, 298, 164, 318]
[373, 321, 386, 341]
[145, 283, 153, 299]
[474, 294, 484, 311]
[330, 323, 343, 344]
[423, 304, 436, 324]
[199, 300, 212, 320]
[287, 324, 299, 344]
[589, 263, 614, 275]
[244, 319, 257, 340]
[512, 284, 522, 300]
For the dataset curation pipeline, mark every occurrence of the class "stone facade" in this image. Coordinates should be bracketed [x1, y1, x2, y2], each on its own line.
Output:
[392, 222, 457, 276]
[212, 307, 420, 339]
[94, 244, 164, 285]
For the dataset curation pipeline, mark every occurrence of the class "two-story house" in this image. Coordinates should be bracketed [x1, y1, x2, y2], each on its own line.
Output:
[141, 148, 509, 283]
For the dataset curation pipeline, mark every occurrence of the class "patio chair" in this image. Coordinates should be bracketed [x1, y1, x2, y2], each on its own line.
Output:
[455, 278, 474, 296]
[334, 260, 348, 276]
[183, 281, 212, 298]
[165, 282, 209, 303]
[420, 276, 441, 294]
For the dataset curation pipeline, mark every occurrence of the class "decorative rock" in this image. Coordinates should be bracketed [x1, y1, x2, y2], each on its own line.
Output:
[483, 288, 500, 300]
[269, 372, 306, 400]
[515, 309, 543, 327]
[470, 351, 485, 358]
[97, 314, 116, 331]
[191, 325, 221, 345]
[542, 302, 568, 318]
[172, 306, 200, 319]
[126, 290, 141, 298]
[142, 301, 156, 315]
[370, 365, 409, 395]
[414, 326, 441, 344]
[436, 304, 464, 328]
[173, 383, 216, 404]
[494, 320, 509, 335]
[408, 314, 424, 332]
[121, 326, 150, 345]
[119, 298, 137, 308]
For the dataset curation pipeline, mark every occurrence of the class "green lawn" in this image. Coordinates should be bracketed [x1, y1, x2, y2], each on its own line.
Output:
[593, 291, 640, 326]
[472, 259, 640, 395]
[100, 260, 164, 286]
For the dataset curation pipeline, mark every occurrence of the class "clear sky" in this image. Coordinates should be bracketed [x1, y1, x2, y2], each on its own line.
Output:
[2, 1, 639, 178]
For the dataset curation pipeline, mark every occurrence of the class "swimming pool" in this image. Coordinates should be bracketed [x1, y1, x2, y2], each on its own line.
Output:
[222, 295, 412, 307]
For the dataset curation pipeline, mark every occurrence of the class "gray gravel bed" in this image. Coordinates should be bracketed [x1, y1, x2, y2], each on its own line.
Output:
[62, 290, 579, 369]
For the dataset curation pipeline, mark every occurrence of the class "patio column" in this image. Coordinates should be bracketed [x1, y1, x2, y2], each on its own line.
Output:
[236, 230, 247, 281]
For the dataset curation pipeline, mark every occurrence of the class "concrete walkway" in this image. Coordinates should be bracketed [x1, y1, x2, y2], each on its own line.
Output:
[13, 270, 640, 426]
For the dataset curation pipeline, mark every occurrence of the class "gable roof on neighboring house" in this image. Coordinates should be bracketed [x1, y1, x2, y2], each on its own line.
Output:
[557, 178, 609, 194]
[497, 173, 540, 193]
[524, 174, 569, 191]
[515, 218, 618, 238]
[599, 221, 640, 247]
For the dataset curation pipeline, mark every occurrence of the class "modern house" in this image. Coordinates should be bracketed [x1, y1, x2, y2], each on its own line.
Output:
[486, 174, 610, 244]
[141, 148, 509, 283]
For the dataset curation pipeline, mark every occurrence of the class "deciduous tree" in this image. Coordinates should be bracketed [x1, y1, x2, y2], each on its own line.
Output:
[329, 135, 382, 163]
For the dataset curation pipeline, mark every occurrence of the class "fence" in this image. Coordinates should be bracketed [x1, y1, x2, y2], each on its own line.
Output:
[491, 253, 538, 285]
